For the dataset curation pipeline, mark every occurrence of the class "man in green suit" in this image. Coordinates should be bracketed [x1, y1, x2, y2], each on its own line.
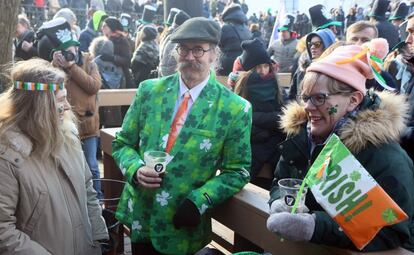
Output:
[112, 17, 252, 255]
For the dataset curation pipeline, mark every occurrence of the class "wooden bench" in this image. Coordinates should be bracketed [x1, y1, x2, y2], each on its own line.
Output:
[278, 72, 292, 88]
[100, 128, 412, 255]
[98, 89, 136, 107]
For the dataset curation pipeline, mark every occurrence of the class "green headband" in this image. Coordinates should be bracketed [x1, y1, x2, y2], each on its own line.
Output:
[14, 81, 65, 91]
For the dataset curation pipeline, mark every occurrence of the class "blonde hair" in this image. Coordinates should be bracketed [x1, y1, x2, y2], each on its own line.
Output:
[301, 71, 357, 96]
[234, 70, 253, 97]
[347, 21, 378, 38]
[249, 23, 260, 31]
[0, 59, 79, 159]
[296, 36, 307, 53]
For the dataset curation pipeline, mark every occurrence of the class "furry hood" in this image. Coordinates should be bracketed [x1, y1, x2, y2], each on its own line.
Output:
[298, 51, 311, 72]
[280, 91, 410, 153]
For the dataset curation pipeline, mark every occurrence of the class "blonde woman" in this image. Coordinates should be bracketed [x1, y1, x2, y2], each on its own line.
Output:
[0, 59, 108, 254]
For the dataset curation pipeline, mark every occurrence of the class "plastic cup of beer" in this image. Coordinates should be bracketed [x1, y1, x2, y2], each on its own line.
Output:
[278, 178, 308, 213]
[144, 151, 170, 175]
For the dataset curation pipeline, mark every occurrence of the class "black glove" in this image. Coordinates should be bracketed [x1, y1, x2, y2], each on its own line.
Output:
[100, 53, 114, 62]
[173, 199, 201, 229]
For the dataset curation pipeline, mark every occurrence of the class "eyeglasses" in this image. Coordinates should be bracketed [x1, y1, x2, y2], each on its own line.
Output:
[307, 41, 323, 49]
[297, 93, 337, 106]
[176, 45, 212, 58]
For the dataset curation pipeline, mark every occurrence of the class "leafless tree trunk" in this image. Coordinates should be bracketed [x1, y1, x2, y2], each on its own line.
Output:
[0, 0, 21, 93]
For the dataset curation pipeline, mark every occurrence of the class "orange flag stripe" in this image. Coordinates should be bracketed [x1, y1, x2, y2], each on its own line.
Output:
[333, 185, 408, 250]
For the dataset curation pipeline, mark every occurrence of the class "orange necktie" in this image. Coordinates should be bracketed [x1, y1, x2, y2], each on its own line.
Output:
[165, 92, 191, 153]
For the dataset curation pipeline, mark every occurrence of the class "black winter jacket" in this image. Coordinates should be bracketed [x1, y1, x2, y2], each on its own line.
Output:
[218, 7, 251, 75]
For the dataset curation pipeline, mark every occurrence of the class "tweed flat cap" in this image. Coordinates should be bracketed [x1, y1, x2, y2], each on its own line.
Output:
[170, 17, 221, 44]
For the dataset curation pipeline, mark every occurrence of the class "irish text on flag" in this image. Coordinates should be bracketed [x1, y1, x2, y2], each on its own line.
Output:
[304, 134, 408, 250]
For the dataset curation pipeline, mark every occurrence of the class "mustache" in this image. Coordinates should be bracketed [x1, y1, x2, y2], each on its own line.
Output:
[178, 60, 203, 71]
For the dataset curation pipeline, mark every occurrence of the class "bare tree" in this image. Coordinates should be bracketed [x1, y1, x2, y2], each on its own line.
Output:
[0, 0, 21, 93]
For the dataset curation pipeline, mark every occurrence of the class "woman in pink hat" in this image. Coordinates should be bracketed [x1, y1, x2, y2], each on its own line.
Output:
[266, 39, 414, 252]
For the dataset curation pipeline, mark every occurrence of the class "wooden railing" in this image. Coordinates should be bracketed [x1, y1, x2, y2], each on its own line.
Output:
[98, 89, 136, 107]
[98, 85, 413, 255]
[97, 73, 293, 107]
[278, 72, 292, 88]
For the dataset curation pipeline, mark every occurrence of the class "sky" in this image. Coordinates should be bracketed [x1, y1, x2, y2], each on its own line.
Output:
[244, 0, 372, 17]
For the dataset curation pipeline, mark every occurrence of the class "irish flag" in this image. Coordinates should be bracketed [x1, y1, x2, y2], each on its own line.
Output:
[301, 134, 408, 250]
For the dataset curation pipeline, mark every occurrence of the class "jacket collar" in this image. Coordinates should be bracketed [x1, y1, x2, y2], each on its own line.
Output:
[280, 91, 409, 154]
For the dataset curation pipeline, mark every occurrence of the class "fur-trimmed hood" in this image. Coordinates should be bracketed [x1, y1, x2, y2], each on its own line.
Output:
[280, 91, 410, 153]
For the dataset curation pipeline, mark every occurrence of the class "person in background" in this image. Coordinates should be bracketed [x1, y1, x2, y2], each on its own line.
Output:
[37, 18, 103, 199]
[106, 0, 122, 13]
[234, 38, 285, 189]
[90, 0, 105, 11]
[289, 28, 336, 100]
[120, 13, 135, 53]
[158, 10, 191, 77]
[306, 29, 336, 61]
[159, 7, 180, 46]
[249, 23, 265, 46]
[0, 58, 108, 254]
[137, 4, 157, 29]
[267, 39, 414, 252]
[346, 21, 378, 46]
[90, 36, 124, 129]
[262, 9, 275, 46]
[218, 3, 251, 76]
[386, 14, 414, 162]
[79, 10, 108, 52]
[101, 17, 133, 89]
[309, 4, 342, 35]
[345, 7, 357, 29]
[369, 0, 400, 50]
[293, 12, 312, 38]
[14, 14, 37, 61]
[53, 8, 79, 38]
[389, 2, 409, 28]
[333, 7, 345, 36]
[131, 26, 159, 86]
[202, 0, 211, 18]
[356, 6, 365, 21]
[346, 21, 397, 91]
[112, 17, 251, 255]
[268, 14, 298, 73]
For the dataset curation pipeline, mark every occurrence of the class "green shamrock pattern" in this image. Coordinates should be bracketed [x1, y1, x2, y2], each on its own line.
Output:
[349, 170, 361, 182]
[112, 73, 252, 254]
[382, 208, 398, 224]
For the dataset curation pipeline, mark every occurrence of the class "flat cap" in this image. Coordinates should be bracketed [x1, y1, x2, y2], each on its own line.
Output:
[170, 17, 221, 44]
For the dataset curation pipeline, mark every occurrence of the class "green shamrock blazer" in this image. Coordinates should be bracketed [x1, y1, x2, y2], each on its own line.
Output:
[112, 72, 252, 254]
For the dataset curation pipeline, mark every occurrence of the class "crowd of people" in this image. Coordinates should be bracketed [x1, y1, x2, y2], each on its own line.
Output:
[1, 0, 414, 254]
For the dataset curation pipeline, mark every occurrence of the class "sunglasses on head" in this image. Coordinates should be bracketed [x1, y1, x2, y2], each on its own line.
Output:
[307, 41, 323, 48]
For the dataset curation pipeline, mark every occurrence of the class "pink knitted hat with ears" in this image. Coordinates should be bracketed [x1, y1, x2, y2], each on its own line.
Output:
[306, 38, 389, 94]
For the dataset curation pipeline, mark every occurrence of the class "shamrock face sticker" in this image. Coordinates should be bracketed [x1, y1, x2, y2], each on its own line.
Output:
[328, 104, 339, 115]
